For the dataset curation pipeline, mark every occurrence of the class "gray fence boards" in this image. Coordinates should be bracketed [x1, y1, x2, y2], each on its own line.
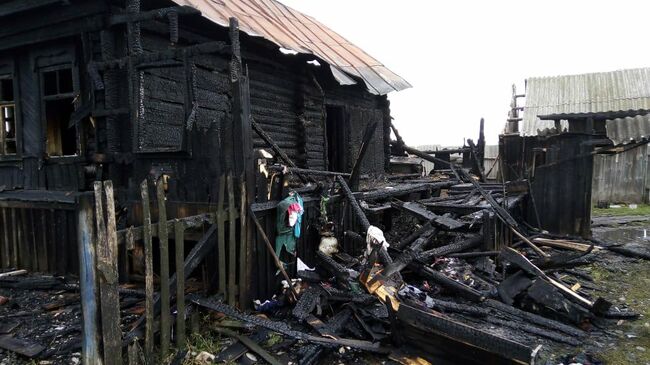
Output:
[592, 144, 650, 204]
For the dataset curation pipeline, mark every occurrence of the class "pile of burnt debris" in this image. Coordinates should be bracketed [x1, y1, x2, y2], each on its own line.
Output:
[1, 138, 649, 365]
[186, 169, 642, 365]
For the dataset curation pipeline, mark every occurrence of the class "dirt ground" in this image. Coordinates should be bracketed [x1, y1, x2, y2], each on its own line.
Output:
[584, 216, 650, 365]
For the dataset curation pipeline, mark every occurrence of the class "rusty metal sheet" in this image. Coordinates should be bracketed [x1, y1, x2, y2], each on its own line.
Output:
[172, 0, 411, 94]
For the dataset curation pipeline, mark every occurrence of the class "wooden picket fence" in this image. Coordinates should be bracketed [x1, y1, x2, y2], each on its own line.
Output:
[79, 174, 249, 364]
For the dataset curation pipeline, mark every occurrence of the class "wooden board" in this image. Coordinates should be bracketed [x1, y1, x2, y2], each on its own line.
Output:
[0, 335, 45, 358]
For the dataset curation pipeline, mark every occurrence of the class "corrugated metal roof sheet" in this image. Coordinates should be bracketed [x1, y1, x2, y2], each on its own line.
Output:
[172, 0, 411, 95]
[606, 113, 650, 145]
[522, 68, 650, 135]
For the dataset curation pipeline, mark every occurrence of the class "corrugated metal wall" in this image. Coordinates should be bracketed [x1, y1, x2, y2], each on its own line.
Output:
[592, 144, 650, 204]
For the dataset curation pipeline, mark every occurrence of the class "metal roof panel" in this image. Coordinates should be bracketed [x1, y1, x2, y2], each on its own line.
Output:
[172, 0, 411, 94]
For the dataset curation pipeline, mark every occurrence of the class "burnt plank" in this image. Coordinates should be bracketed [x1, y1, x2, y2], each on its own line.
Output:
[96, 182, 122, 365]
[157, 179, 170, 357]
[0, 335, 45, 358]
[392, 201, 464, 230]
[174, 220, 186, 348]
[227, 173, 236, 305]
[217, 174, 226, 295]
[396, 303, 533, 364]
[140, 180, 154, 359]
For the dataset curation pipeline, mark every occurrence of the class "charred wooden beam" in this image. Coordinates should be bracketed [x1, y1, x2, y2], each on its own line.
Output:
[499, 247, 606, 310]
[485, 299, 585, 337]
[391, 201, 464, 230]
[382, 225, 438, 277]
[292, 287, 322, 321]
[108, 5, 200, 25]
[191, 297, 387, 353]
[212, 327, 283, 365]
[395, 303, 534, 364]
[252, 118, 311, 183]
[92, 42, 229, 70]
[485, 317, 580, 346]
[0, 0, 63, 17]
[316, 250, 351, 285]
[419, 234, 483, 260]
[412, 263, 485, 302]
[336, 175, 370, 232]
[266, 164, 350, 178]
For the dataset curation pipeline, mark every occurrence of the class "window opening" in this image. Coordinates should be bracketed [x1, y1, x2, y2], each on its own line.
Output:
[43, 67, 77, 157]
[0, 76, 16, 156]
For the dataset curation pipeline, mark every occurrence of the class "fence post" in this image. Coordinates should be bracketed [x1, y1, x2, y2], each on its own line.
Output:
[97, 181, 123, 365]
[174, 219, 186, 348]
[77, 193, 101, 365]
[157, 179, 171, 356]
[140, 180, 154, 360]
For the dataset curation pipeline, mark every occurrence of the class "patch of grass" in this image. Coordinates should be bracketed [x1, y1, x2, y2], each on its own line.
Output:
[264, 332, 283, 347]
[592, 204, 650, 217]
[591, 260, 650, 364]
[182, 332, 225, 365]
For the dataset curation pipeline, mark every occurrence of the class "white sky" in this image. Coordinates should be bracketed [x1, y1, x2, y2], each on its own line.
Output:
[279, 0, 650, 146]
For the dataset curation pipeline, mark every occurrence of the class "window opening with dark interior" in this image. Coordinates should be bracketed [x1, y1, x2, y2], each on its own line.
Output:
[43, 67, 77, 156]
[0, 76, 17, 156]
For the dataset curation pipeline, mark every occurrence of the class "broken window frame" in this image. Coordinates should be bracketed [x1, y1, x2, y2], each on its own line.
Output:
[0, 57, 20, 160]
[0, 72, 19, 159]
[39, 63, 82, 159]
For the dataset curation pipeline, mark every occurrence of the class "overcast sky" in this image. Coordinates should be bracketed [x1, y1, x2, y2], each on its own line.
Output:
[279, 0, 650, 147]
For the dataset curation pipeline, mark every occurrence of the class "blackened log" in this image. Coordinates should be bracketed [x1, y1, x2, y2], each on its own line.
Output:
[485, 317, 580, 346]
[381, 225, 438, 277]
[447, 251, 500, 259]
[214, 329, 271, 364]
[300, 308, 354, 365]
[252, 118, 310, 183]
[429, 298, 489, 317]
[497, 270, 533, 305]
[485, 299, 585, 337]
[525, 279, 592, 325]
[358, 182, 457, 202]
[316, 250, 350, 285]
[266, 165, 350, 178]
[212, 327, 283, 365]
[392, 201, 464, 230]
[297, 270, 323, 282]
[393, 221, 434, 251]
[423, 203, 486, 215]
[336, 175, 370, 231]
[292, 287, 322, 321]
[395, 303, 534, 364]
[190, 296, 387, 353]
[108, 5, 199, 25]
[412, 263, 485, 302]
[499, 247, 598, 309]
[419, 234, 483, 260]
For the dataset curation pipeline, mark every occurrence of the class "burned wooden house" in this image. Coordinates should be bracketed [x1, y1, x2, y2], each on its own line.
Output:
[0, 0, 410, 277]
[501, 68, 650, 237]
